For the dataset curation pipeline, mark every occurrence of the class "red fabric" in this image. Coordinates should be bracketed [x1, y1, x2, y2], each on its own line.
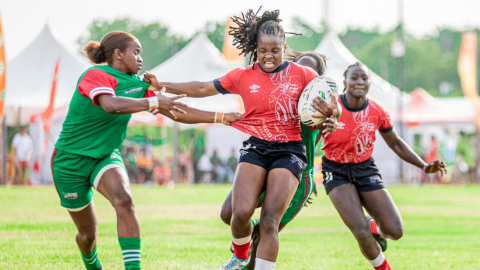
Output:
[322, 96, 392, 163]
[232, 241, 251, 260]
[370, 219, 380, 235]
[143, 90, 156, 98]
[17, 161, 29, 166]
[218, 62, 317, 142]
[78, 69, 118, 106]
[374, 258, 392, 270]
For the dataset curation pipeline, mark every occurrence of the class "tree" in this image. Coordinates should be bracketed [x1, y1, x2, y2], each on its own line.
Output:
[286, 17, 324, 52]
[76, 18, 190, 71]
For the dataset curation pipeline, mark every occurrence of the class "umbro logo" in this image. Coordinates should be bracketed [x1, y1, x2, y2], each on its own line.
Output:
[249, 84, 260, 93]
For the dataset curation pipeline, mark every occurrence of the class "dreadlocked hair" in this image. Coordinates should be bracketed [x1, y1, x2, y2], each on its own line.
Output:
[229, 8, 285, 66]
[342, 61, 369, 92]
[285, 48, 327, 75]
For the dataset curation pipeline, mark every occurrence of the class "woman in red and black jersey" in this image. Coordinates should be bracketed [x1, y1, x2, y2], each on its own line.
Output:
[321, 62, 447, 270]
[147, 8, 333, 270]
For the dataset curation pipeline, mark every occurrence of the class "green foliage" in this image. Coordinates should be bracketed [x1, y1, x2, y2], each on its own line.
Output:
[286, 17, 324, 52]
[76, 18, 190, 71]
[200, 21, 226, 51]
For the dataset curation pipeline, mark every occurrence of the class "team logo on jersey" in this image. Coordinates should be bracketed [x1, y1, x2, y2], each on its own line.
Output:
[239, 149, 248, 156]
[337, 122, 346, 130]
[354, 131, 373, 156]
[62, 192, 78, 200]
[324, 171, 333, 182]
[124, 87, 143, 94]
[249, 84, 260, 93]
[369, 175, 382, 184]
[290, 154, 306, 168]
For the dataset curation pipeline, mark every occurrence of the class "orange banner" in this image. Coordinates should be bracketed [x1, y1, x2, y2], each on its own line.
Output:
[42, 60, 60, 132]
[458, 32, 480, 129]
[0, 14, 5, 118]
[222, 18, 245, 70]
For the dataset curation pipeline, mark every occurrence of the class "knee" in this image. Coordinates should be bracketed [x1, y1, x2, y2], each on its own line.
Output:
[259, 214, 279, 236]
[112, 193, 135, 212]
[384, 223, 404, 240]
[351, 223, 372, 245]
[232, 208, 254, 225]
[78, 225, 97, 244]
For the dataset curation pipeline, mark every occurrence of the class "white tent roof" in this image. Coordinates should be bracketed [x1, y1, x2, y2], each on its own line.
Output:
[149, 33, 243, 116]
[315, 33, 405, 114]
[5, 23, 90, 126]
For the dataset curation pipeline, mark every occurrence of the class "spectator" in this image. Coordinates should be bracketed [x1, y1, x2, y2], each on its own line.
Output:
[153, 160, 172, 186]
[210, 150, 222, 183]
[12, 127, 33, 185]
[137, 148, 153, 183]
[124, 147, 138, 183]
[178, 146, 190, 184]
[190, 132, 205, 183]
[227, 148, 238, 173]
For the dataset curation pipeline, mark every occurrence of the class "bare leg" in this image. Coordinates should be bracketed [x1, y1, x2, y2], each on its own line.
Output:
[245, 223, 287, 269]
[360, 189, 404, 240]
[220, 190, 264, 226]
[96, 167, 140, 238]
[231, 163, 266, 239]
[256, 168, 298, 262]
[328, 184, 380, 260]
[68, 203, 99, 255]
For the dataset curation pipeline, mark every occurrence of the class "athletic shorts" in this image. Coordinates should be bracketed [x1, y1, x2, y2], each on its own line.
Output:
[51, 148, 126, 211]
[239, 136, 307, 181]
[260, 169, 315, 223]
[321, 156, 385, 195]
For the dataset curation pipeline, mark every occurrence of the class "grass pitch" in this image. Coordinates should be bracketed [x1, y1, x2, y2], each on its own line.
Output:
[1, 184, 480, 269]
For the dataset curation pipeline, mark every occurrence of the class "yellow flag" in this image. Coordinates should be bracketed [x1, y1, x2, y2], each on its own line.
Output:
[0, 14, 5, 118]
[222, 18, 245, 70]
[457, 32, 480, 129]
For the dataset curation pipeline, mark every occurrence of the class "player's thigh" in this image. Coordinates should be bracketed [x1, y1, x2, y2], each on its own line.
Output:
[231, 162, 267, 216]
[51, 149, 95, 211]
[328, 183, 367, 231]
[91, 150, 132, 205]
[260, 168, 299, 224]
[360, 188, 403, 236]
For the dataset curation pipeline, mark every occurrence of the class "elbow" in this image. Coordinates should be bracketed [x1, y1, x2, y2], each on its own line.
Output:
[102, 103, 120, 114]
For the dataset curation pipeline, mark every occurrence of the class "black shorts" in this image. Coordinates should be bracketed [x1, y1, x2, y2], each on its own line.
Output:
[321, 156, 385, 194]
[239, 136, 307, 181]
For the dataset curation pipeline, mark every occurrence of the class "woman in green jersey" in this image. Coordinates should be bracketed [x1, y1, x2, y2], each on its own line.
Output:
[219, 50, 338, 270]
[52, 31, 241, 270]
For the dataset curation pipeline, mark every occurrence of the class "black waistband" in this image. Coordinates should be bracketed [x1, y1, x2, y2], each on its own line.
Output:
[248, 136, 302, 146]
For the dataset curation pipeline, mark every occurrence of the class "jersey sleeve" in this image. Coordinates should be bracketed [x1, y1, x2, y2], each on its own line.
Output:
[378, 105, 393, 133]
[78, 69, 118, 106]
[213, 68, 244, 95]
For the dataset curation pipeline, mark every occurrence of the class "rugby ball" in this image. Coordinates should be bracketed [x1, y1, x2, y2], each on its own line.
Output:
[298, 75, 339, 126]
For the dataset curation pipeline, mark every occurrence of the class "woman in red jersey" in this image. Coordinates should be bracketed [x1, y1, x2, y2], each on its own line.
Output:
[148, 8, 323, 270]
[321, 62, 447, 270]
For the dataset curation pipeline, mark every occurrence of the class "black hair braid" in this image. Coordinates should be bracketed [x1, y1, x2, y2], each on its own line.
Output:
[342, 61, 368, 92]
[229, 7, 285, 66]
[285, 48, 327, 75]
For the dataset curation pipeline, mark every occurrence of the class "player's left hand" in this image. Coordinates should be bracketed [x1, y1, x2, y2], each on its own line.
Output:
[424, 160, 448, 176]
[143, 71, 161, 91]
[305, 183, 319, 207]
[223, 112, 243, 126]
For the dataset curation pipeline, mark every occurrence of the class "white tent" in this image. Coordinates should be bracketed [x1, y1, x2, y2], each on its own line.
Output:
[149, 33, 245, 160]
[315, 33, 406, 184]
[5, 23, 90, 126]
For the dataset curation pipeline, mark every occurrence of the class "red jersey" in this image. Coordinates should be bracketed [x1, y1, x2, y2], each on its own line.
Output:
[214, 61, 317, 142]
[322, 95, 393, 163]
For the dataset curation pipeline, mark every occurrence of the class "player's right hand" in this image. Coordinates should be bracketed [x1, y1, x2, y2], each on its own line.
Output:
[425, 160, 447, 176]
[223, 112, 243, 126]
[156, 87, 188, 119]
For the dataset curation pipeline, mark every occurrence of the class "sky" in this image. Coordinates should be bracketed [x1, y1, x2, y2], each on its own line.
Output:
[1, 0, 480, 60]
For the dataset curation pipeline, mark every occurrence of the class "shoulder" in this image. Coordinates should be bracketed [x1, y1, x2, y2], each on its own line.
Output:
[368, 98, 389, 114]
[290, 62, 318, 77]
[81, 68, 116, 82]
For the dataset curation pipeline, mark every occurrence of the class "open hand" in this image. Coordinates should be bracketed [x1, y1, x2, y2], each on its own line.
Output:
[156, 87, 188, 119]
[223, 112, 243, 126]
[424, 160, 447, 176]
[311, 93, 340, 119]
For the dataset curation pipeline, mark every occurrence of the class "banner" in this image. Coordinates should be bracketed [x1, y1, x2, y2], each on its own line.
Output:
[222, 18, 245, 70]
[42, 60, 60, 133]
[0, 14, 5, 118]
[458, 32, 480, 129]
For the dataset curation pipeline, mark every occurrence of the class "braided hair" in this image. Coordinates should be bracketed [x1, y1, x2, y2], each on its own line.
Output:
[285, 48, 327, 75]
[342, 62, 369, 92]
[229, 8, 286, 66]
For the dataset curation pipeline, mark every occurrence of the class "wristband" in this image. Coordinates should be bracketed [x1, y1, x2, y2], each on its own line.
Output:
[147, 97, 159, 110]
[423, 164, 428, 171]
[215, 112, 224, 123]
[222, 112, 225, 124]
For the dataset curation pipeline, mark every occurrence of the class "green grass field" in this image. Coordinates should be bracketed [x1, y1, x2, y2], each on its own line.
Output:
[1, 184, 480, 269]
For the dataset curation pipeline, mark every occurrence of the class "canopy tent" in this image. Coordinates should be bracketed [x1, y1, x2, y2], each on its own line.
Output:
[5, 23, 90, 126]
[148, 33, 245, 160]
[314, 33, 406, 184]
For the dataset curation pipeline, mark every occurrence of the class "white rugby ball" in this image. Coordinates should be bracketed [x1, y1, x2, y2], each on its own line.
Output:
[298, 75, 340, 126]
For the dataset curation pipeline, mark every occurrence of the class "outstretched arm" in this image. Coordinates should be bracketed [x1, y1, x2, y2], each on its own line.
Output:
[162, 107, 243, 126]
[144, 72, 219, 97]
[380, 128, 447, 175]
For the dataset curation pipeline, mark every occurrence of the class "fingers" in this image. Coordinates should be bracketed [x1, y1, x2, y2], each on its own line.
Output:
[172, 105, 187, 114]
[170, 94, 187, 101]
[160, 86, 166, 93]
[311, 114, 326, 119]
[330, 109, 337, 119]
